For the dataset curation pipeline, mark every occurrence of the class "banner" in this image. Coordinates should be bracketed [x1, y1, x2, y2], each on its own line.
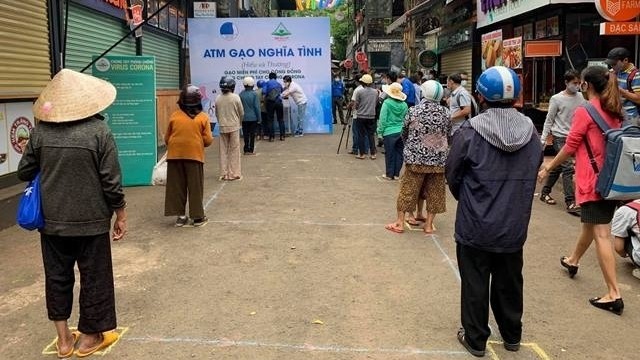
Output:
[481, 30, 503, 70]
[502, 37, 523, 69]
[93, 56, 157, 186]
[188, 17, 332, 134]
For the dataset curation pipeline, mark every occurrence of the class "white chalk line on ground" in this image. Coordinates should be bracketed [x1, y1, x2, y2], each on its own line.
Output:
[204, 182, 226, 210]
[124, 336, 468, 357]
[207, 219, 386, 226]
[427, 234, 461, 282]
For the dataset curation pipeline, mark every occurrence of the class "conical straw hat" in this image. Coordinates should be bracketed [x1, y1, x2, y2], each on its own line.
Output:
[33, 69, 117, 122]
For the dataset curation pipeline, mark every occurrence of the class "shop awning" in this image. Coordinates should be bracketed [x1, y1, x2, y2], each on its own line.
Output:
[385, 0, 438, 34]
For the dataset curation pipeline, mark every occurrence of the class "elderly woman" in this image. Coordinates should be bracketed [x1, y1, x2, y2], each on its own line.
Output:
[377, 82, 408, 180]
[385, 80, 451, 234]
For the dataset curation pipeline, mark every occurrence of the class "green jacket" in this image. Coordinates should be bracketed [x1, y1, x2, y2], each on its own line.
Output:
[377, 97, 408, 137]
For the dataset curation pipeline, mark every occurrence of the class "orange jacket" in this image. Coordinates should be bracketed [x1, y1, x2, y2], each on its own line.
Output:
[164, 110, 213, 163]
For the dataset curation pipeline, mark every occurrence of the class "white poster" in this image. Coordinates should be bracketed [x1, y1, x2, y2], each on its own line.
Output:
[477, 0, 549, 28]
[188, 17, 333, 134]
[0, 104, 8, 176]
[5, 102, 36, 173]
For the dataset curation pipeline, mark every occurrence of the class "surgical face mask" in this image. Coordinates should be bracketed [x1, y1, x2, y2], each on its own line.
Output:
[461, 80, 468, 87]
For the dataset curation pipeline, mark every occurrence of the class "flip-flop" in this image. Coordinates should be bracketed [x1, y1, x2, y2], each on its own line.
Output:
[384, 223, 404, 234]
[75, 332, 120, 358]
[406, 218, 423, 226]
[423, 224, 437, 234]
[56, 331, 80, 359]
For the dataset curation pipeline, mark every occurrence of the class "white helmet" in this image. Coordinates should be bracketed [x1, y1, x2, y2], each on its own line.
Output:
[242, 76, 255, 87]
[420, 80, 444, 102]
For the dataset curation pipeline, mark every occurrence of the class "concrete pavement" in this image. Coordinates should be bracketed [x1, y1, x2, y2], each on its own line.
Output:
[0, 129, 638, 359]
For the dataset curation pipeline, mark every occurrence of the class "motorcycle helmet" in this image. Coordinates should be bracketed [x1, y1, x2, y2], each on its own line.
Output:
[219, 76, 236, 91]
[476, 66, 520, 102]
[178, 84, 202, 106]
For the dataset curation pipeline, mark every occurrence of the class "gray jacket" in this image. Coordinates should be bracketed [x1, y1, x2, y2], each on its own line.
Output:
[17, 117, 125, 236]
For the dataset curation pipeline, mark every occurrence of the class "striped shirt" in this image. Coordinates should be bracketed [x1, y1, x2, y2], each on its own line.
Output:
[616, 64, 640, 119]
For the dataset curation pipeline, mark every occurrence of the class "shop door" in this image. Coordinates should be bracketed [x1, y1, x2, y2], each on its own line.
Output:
[64, 2, 136, 71]
[142, 32, 180, 89]
[0, 0, 51, 98]
[440, 46, 472, 92]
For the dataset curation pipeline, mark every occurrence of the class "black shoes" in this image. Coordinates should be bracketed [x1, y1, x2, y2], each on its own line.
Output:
[589, 297, 624, 315]
[457, 328, 485, 357]
[560, 256, 579, 278]
[504, 342, 520, 352]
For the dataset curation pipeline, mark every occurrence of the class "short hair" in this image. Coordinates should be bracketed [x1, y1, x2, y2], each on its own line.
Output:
[448, 73, 462, 84]
[283, 75, 292, 82]
[410, 75, 421, 84]
[564, 69, 580, 82]
[388, 72, 398, 82]
[417, 70, 424, 78]
[268, 72, 277, 79]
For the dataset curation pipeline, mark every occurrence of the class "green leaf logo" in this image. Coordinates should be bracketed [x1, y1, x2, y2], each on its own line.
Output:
[272, 22, 292, 37]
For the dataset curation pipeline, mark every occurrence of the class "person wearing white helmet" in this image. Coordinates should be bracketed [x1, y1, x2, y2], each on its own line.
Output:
[384, 80, 450, 234]
[239, 76, 261, 155]
[446, 66, 543, 357]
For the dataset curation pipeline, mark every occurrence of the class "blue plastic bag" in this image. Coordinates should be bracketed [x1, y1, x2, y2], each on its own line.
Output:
[16, 172, 44, 231]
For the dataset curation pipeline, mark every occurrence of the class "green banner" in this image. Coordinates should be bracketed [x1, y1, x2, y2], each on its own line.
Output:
[92, 56, 157, 186]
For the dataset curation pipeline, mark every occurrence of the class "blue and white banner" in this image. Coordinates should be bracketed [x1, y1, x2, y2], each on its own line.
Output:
[188, 17, 332, 134]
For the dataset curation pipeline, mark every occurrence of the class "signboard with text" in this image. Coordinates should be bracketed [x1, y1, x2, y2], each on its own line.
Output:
[188, 17, 332, 133]
[600, 22, 640, 35]
[194, 2, 217, 17]
[93, 56, 157, 186]
[477, 0, 548, 28]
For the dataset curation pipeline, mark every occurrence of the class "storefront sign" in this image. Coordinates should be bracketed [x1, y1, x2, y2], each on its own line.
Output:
[481, 30, 503, 70]
[596, 0, 640, 22]
[524, 40, 562, 57]
[102, 0, 127, 10]
[600, 21, 640, 35]
[502, 37, 523, 69]
[0, 102, 36, 175]
[92, 56, 157, 186]
[194, 2, 217, 17]
[477, 0, 549, 28]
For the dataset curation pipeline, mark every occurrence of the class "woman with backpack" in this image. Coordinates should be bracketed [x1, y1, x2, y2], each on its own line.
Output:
[538, 66, 624, 315]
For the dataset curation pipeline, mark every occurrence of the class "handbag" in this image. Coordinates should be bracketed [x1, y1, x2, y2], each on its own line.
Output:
[16, 172, 45, 231]
[152, 153, 168, 186]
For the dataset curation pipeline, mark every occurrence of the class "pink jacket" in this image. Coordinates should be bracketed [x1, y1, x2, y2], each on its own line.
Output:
[563, 99, 623, 205]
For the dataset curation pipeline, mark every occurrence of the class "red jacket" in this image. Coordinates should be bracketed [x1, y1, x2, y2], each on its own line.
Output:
[564, 99, 623, 205]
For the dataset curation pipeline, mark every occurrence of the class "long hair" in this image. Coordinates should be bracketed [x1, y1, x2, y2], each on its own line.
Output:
[582, 66, 623, 119]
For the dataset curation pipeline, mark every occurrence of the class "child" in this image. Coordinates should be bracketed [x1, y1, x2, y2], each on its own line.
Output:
[611, 200, 640, 279]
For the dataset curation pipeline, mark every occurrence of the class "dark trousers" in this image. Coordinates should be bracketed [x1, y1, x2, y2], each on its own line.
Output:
[332, 97, 345, 124]
[351, 119, 370, 153]
[265, 100, 284, 138]
[456, 243, 523, 351]
[356, 117, 377, 156]
[541, 136, 575, 205]
[383, 133, 403, 177]
[41, 233, 116, 334]
[259, 112, 268, 137]
[242, 121, 258, 153]
[164, 160, 205, 218]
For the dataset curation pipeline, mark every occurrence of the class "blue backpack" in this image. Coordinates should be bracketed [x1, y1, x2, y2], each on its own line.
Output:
[583, 103, 640, 200]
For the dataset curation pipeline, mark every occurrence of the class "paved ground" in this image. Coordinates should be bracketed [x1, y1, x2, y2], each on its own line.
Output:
[0, 129, 638, 359]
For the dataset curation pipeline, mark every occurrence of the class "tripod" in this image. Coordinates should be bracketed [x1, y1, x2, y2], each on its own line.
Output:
[337, 107, 353, 154]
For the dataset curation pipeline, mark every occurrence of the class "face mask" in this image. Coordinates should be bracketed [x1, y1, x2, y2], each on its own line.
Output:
[334, 77, 339, 81]
[461, 80, 468, 87]
[426, 75, 434, 80]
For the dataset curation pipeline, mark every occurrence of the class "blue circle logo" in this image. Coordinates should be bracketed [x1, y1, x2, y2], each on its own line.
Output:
[219, 22, 238, 40]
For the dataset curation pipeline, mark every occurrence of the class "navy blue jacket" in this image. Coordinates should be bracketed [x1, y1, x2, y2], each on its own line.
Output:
[446, 109, 543, 253]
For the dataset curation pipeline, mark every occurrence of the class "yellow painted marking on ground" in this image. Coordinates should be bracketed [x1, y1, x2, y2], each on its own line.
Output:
[485, 342, 500, 360]
[487, 340, 551, 360]
[42, 326, 129, 357]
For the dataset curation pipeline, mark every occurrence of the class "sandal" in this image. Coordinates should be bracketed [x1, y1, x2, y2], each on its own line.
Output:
[406, 217, 423, 226]
[75, 332, 120, 358]
[355, 155, 365, 160]
[384, 223, 404, 234]
[540, 194, 556, 205]
[56, 331, 80, 359]
[370, 155, 377, 160]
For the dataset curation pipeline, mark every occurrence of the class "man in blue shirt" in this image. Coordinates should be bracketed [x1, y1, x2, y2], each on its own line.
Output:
[331, 74, 346, 124]
[606, 47, 640, 125]
[263, 72, 285, 141]
[397, 71, 415, 107]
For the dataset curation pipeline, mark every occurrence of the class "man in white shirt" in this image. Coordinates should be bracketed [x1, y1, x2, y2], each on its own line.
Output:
[282, 75, 308, 137]
[611, 200, 640, 280]
[447, 72, 472, 135]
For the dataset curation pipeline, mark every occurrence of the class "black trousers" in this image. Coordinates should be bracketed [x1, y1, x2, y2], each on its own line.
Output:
[41, 233, 116, 334]
[242, 121, 258, 153]
[356, 118, 377, 156]
[164, 160, 205, 219]
[456, 243, 523, 351]
[265, 100, 284, 138]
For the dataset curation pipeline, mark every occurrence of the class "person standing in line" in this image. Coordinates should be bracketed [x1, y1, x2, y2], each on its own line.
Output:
[384, 80, 450, 234]
[411, 74, 422, 105]
[348, 74, 370, 155]
[354, 73, 380, 159]
[605, 47, 640, 125]
[282, 75, 308, 137]
[447, 72, 473, 135]
[215, 76, 244, 181]
[239, 76, 261, 155]
[256, 79, 268, 140]
[263, 72, 285, 141]
[397, 71, 416, 107]
[538, 69, 585, 215]
[165, 84, 214, 227]
[332, 74, 346, 124]
[18, 69, 127, 357]
[538, 66, 624, 315]
[377, 82, 408, 180]
[447, 66, 542, 357]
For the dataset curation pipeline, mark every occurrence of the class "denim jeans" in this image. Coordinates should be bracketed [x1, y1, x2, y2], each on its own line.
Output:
[351, 119, 370, 153]
[295, 103, 307, 134]
[383, 133, 403, 178]
[542, 136, 575, 205]
[356, 118, 377, 156]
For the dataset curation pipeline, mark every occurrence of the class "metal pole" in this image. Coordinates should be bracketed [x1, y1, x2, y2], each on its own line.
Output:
[80, 0, 178, 72]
